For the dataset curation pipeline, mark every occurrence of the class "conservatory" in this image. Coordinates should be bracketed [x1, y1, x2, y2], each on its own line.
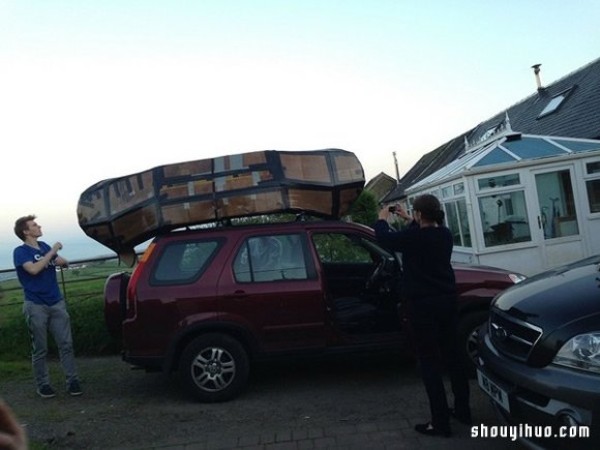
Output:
[403, 126, 600, 276]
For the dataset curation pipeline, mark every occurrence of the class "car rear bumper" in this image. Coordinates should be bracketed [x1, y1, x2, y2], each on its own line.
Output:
[122, 352, 164, 372]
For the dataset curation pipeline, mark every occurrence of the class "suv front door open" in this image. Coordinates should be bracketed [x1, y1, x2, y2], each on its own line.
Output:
[310, 231, 402, 337]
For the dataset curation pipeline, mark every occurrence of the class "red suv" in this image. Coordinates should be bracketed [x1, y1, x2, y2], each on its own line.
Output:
[104, 218, 525, 402]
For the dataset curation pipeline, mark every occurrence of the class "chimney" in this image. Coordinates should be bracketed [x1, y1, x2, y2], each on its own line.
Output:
[393, 151, 400, 181]
[531, 64, 543, 90]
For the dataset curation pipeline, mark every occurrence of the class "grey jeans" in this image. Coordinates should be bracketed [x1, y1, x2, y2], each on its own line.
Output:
[23, 300, 79, 388]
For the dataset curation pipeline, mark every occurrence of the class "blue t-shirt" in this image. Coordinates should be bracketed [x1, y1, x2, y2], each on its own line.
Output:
[13, 241, 63, 305]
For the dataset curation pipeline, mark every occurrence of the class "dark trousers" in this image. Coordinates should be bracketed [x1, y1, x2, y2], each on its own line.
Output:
[406, 295, 470, 431]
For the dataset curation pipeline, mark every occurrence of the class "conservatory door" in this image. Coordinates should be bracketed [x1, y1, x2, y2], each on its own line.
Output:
[533, 166, 584, 269]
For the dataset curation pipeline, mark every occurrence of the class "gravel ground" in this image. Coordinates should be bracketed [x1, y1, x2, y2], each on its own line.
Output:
[1, 355, 519, 450]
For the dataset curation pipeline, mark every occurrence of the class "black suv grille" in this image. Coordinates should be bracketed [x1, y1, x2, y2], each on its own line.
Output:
[488, 309, 543, 361]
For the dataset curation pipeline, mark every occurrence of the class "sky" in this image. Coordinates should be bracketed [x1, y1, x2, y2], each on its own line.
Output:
[1, 0, 600, 268]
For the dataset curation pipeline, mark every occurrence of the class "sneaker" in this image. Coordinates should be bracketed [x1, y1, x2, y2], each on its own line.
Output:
[37, 384, 56, 398]
[68, 380, 83, 396]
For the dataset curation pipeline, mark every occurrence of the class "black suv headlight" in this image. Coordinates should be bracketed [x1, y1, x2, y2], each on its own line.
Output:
[508, 273, 527, 284]
[553, 332, 600, 373]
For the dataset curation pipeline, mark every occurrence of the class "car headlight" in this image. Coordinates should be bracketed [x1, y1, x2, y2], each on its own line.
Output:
[508, 273, 527, 284]
[553, 332, 600, 373]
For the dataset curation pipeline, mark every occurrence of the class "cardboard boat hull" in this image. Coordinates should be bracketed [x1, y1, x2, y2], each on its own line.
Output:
[77, 149, 364, 263]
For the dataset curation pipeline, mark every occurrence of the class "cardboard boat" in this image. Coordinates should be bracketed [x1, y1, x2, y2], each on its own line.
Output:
[77, 149, 365, 264]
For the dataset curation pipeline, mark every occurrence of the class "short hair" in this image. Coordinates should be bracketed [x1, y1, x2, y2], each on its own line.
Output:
[14, 215, 36, 241]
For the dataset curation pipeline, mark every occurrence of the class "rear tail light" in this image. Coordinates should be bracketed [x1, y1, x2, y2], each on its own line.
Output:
[125, 243, 157, 317]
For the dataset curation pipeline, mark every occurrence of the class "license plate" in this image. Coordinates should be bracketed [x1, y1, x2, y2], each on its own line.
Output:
[477, 369, 510, 413]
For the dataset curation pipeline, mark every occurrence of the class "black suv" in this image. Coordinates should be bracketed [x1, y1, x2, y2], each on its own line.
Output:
[105, 218, 524, 402]
[477, 254, 600, 449]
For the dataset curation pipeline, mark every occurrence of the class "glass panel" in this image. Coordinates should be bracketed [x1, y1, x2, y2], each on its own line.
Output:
[478, 174, 520, 190]
[586, 179, 600, 213]
[444, 202, 461, 246]
[457, 199, 472, 247]
[538, 94, 565, 117]
[233, 241, 252, 282]
[453, 183, 464, 195]
[503, 137, 566, 159]
[154, 240, 219, 283]
[312, 233, 372, 264]
[587, 161, 600, 174]
[441, 186, 452, 198]
[442, 199, 471, 248]
[535, 170, 579, 239]
[554, 140, 600, 153]
[233, 234, 307, 282]
[473, 148, 516, 167]
[479, 191, 531, 247]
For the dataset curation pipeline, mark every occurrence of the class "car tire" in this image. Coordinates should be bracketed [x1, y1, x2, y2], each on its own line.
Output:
[179, 333, 250, 403]
[457, 310, 488, 378]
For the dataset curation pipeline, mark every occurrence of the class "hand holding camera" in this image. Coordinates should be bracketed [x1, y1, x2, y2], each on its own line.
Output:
[386, 204, 411, 221]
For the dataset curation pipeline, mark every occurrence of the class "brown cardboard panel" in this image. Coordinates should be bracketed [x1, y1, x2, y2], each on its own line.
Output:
[335, 154, 366, 182]
[112, 205, 159, 243]
[281, 154, 331, 183]
[160, 179, 214, 199]
[214, 151, 268, 172]
[242, 151, 268, 166]
[108, 172, 154, 215]
[82, 224, 113, 244]
[162, 200, 217, 225]
[288, 189, 333, 215]
[218, 191, 285, 217]
[77, 190, 108, 224]
[339, 187, 363, 212]
[163, 159, 212, 177]
[216, 170, 273, 192]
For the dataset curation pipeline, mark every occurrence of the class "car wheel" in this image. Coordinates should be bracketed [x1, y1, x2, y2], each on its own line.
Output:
[457, 311, 488, 377]
[179, 333, 250, 403]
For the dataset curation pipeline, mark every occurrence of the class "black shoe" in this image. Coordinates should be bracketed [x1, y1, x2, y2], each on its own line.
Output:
[68, 380, 83, 396]
[37, 384, 56, 398]
[450, 408, 472, 426]
[414, 422, 452, 437]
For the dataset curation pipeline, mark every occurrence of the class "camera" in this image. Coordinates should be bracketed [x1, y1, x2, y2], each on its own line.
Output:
[388, 206, 397, 213]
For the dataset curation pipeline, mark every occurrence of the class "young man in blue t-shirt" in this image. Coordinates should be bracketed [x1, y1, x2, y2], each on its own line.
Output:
[13, 215, 82, 398]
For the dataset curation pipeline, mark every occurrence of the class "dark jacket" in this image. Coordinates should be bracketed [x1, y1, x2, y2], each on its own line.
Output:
[373, 219, 456, 301]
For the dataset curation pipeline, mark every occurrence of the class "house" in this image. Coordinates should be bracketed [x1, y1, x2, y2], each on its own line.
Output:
[364, 171, 397, 203]
[383, 57, 600, 275]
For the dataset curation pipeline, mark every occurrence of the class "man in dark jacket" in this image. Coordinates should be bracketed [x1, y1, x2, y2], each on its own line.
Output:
[374, 195, 470, 437]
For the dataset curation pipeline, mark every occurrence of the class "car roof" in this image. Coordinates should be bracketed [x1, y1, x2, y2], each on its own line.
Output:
[154, 218, 374, 241]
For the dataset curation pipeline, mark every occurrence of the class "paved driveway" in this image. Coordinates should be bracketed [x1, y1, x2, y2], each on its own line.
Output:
[3, 355, 522, 449]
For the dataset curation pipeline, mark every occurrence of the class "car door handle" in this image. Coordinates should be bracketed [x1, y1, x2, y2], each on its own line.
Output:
[228, 290, 248, 301]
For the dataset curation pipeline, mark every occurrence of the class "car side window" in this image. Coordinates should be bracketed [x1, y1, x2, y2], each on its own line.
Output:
[312, 233, 373, 264]
[152, 240, 220, 284]
[233, 233, 308, 282]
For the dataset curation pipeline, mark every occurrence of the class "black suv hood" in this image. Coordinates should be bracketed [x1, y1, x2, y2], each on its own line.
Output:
[493, 255, 600, 331]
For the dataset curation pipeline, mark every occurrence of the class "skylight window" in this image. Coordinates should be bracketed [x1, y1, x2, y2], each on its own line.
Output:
[538, 87, 574, 118]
